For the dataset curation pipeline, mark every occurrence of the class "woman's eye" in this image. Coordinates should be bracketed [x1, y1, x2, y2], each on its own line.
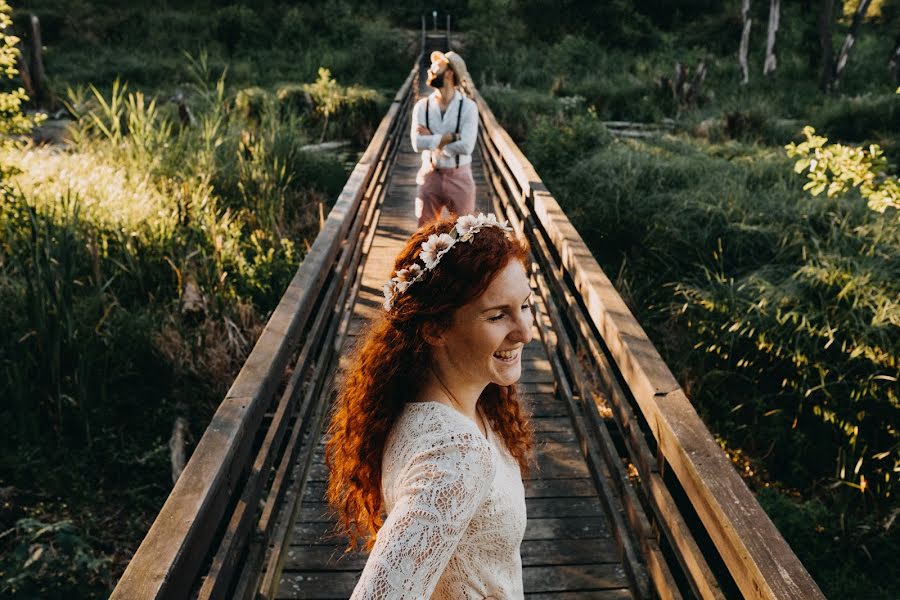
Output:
[488, 313, 505, 322]
[521, 303, 530, 311]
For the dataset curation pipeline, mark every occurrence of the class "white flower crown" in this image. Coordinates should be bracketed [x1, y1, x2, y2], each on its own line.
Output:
[382, 213, 514, 312]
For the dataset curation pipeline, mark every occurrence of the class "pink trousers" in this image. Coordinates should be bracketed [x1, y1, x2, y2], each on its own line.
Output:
[415, 163, 476, 227]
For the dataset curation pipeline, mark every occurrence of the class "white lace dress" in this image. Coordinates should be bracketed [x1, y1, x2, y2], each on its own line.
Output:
[349, 401, 527, 599]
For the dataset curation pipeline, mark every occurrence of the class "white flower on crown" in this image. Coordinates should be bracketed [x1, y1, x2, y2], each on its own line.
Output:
[405, 263, 423, 279]
[382, 213, 514, 312]
[455, 214, 481, 238]
[419, 232, 455, 270]
[382, 280, 396, 311]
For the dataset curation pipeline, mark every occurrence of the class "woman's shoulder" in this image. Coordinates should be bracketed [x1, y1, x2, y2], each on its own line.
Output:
[391, 402, 492, 460]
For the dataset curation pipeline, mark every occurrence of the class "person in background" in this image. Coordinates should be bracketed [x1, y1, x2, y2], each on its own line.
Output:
[410, 51, 479, 226]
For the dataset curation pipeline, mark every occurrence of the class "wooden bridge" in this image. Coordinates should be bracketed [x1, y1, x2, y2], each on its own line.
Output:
[111, 35, 825, 600]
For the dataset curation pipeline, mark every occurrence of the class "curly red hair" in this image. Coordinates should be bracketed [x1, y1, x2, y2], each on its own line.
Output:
[325, 217, 535, 550]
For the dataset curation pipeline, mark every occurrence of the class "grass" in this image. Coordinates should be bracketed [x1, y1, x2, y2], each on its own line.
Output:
[1, 2, 416, 595]
[473, 18, 899, 599]
[1, 0, 898, 596]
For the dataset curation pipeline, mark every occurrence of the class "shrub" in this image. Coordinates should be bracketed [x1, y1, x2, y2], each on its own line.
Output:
[524, 110, 612, 177]
[537, 137, 899, 511]
[480, 85, 558, 141]
[0, 517, 112, 598]
[759, 488, 900, 599]
[276, 83, 313, 117]
[814, 93, 900, 143]
[234, 86, 272, 127]
[302, 67, 383, 143]
[212, 5, 264, 54]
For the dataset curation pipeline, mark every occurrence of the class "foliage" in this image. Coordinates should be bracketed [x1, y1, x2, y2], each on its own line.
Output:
[787, 126, 900, 214]
[0, 51, 349, 597]
[9, 1, 413, 95]
[211, 4, 265, 54]
[2, 0, 898, 596]
[0, 517, 112, 598]
[759, 488, 900, 599]
[513, 119, 899, 596]
[303, 67, 383, 143]
[523, 107, 612, 177]
[0, 0, 41, 176]
[814, 92, 900, 142]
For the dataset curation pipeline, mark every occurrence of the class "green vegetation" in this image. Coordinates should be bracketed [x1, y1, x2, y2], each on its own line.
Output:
[1, 0, 898, 597]
[466, 1, 899, 597]
[0, 2, 413, 597]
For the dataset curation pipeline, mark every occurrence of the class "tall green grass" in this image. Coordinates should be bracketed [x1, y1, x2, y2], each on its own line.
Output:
[520, 114, 899, 598]
[0, 52, 355, 597]
[465, 11, 900, 593]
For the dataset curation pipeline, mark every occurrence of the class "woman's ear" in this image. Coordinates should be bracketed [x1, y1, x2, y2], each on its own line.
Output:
[420, 321, 445, 347]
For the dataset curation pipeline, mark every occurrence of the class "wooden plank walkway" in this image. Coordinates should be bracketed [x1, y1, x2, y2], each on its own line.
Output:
[272, 83, 634, 599]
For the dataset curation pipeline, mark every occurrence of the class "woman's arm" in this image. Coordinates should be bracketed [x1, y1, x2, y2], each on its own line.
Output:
[350, 432, 494, 599]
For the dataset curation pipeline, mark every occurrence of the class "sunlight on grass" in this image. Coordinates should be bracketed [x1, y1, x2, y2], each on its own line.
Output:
[3, 146, 174, 232]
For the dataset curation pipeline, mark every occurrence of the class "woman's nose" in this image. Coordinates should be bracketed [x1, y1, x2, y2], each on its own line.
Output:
[509, 309, 533, 344]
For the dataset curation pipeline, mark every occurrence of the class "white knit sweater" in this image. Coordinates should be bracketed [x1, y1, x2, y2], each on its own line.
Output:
[350, 401, 527, 599]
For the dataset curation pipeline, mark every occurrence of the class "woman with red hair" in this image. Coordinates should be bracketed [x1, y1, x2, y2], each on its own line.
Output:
[326, 213, 536, 599]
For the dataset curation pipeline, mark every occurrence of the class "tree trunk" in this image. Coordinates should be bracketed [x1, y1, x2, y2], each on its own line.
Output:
[15, 42, 35, 100]
[890, 41, 900, 84]
[169, 416, 190, 485]
[833, 0, 874, 88]
[764, 0, 780, 75]
[739, 0, 752, 84]
[28, 15, 46, 107]
[818, 0, 835, 90]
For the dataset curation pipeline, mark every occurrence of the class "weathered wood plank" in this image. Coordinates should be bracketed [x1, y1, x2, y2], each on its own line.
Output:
[276, 564, 627, 599]
[283, 537, 620, 572]
[294, 495, 604, 524]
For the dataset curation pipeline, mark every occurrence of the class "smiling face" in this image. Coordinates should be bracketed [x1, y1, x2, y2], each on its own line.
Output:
[434, 259, 534, 389]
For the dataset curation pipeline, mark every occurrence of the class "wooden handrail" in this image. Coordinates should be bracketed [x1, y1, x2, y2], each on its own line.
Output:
[111, 61, 420, 600]
[469, 84, 825, 600]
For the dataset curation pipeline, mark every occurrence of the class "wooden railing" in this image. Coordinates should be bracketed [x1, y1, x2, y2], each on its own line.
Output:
[110, 60, 419, 600]
[469, 80, 826, 600]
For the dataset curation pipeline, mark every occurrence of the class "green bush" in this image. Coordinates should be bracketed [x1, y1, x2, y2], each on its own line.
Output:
[0, 52, 347, 596]
[302, 68, 384, 144]
[524, 110, 612, 177]
[276, 83, 313, 117]
[233, 86, 272, 126]
[537, 138, 899, 512]
[759, 488, 900, 600]
[814, 93, 900, 143]
[212, 5, 264, 54]
[480, 85, 559, 141]
[0, 517, 112, 598]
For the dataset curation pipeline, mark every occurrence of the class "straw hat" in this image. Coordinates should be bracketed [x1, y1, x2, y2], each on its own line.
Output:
[430, 50, 470, 88]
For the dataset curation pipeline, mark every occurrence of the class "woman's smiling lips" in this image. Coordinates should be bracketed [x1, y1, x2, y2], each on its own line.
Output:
[492, 347, 521, 363]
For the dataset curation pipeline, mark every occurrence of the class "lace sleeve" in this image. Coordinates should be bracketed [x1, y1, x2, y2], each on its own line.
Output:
[350, 431, 494, 599]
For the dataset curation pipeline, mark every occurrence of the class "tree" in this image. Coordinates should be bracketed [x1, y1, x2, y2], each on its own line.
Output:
[833, 0, 874, 88]
[764, 0, 780, 75]
[0, 1, 34, 139]
[1, 0, 39, 183]
[818, 0, 836, 89]
[819, 0, 875, 90]
[739, 0, 752, 84]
